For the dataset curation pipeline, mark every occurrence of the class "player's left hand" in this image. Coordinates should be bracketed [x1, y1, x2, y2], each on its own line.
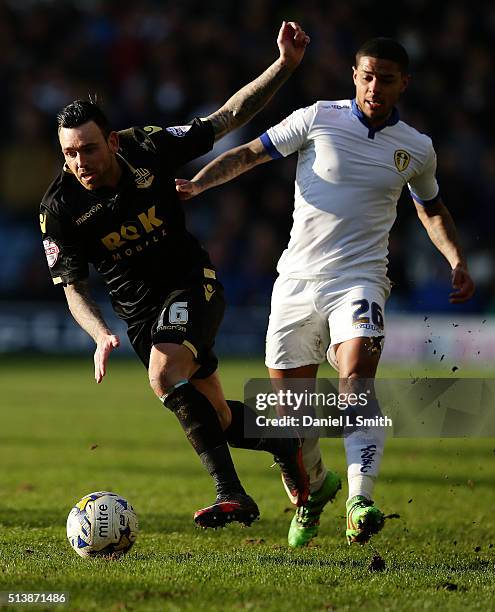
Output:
[449, 264, 475, 303]
[94, 333, 120, 383]
[175, 178, 201, 200]
[277, 21, 310, 70]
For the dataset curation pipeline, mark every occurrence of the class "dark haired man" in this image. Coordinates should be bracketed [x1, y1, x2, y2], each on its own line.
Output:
[40, 22, 311, 529]
[176, 37, 475, 544]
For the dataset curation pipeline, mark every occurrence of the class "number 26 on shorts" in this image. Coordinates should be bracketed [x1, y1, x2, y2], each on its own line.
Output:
[351, 299, 384, 328]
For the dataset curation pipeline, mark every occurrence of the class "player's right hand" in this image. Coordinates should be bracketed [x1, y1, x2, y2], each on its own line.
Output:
[277, 21, 310, 70]
[94, 333, 120, 383]
[175, 178, 200, 201]
[449, 264, 475, 303]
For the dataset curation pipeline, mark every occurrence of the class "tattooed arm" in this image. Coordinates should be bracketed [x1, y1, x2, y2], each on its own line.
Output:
[205, 21, 309, 141]
[414, 199, 475, 303]
[175, 137, 271, 198]
[64, 281, 120, 382]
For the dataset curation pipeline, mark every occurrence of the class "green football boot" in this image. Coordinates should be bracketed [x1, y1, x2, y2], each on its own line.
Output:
[345, 495, 384, 544]
[288, 470, 342, 547]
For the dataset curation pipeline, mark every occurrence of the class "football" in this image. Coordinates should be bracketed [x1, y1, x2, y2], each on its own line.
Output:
[66, 491, 138, 558]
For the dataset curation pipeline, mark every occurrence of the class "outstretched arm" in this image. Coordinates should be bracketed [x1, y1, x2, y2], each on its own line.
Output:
[205, 21, 309, 141]
[414, 199, 475, 303]
[64, 281, 120, 383]
[175, 137, 271, 199]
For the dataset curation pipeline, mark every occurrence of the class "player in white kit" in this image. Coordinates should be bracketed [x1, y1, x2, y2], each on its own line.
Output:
[176, 38, 475, 546]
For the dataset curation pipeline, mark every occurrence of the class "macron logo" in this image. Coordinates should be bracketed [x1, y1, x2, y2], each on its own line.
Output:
[76, 203, 103, 226]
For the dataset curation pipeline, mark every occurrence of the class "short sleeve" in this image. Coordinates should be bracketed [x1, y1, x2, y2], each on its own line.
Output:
[260, 105, 316, 159]
[136, 119, 215, 168]
[407, 140, 440, 206]
[40, 203, 89, 286]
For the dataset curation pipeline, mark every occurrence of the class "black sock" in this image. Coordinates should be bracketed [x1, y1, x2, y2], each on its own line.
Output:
[225, 400, 298, 457]
[163, 383, 245, 497]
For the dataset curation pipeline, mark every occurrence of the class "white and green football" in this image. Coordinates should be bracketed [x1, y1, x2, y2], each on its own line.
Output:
[67, 491, 138, 558]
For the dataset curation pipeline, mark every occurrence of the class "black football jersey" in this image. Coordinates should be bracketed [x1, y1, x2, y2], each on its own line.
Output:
[40, 119, 215, 324]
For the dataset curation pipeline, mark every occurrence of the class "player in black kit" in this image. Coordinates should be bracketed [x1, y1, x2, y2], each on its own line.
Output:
[40, 22, 310, 528]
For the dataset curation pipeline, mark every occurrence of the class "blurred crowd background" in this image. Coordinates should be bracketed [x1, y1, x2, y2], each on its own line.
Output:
[1, 0, 493, 314]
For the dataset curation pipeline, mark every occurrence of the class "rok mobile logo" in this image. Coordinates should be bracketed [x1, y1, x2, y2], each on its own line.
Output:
[101, 205, 165, 251]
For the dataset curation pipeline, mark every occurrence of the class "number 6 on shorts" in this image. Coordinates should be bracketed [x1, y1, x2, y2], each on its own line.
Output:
[157, 301, 189, 327]
[169, 301, 189, 324]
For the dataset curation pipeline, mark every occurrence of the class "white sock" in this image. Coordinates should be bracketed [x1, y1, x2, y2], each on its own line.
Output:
[302, 437, 327, 493]
[344, 422, 385, 501]
[348, 473, 376, 500]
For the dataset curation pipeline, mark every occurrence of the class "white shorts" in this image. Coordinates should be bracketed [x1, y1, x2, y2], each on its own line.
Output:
[265, 276, 389, 371]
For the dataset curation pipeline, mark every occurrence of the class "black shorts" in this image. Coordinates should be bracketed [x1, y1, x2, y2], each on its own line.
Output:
[127, 272, 225, 379]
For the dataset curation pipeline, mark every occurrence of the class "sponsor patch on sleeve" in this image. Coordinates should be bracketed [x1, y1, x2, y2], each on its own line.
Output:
[165, 125, 192, 137]
[43, 239, 60, 268]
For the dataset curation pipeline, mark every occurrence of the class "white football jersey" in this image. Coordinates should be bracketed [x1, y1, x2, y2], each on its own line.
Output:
[260, 99, 439, 285]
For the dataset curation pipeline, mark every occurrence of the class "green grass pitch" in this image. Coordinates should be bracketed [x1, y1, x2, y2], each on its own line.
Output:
[0, 356, 494, 611]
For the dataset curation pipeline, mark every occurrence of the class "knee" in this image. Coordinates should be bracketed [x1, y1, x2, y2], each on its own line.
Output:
[148, 360, 184, 398]
[336, 338, 381, 379]
[148, 369, 167, 398]
[149, 344, 197, 398]
[338, 369, 375, 399]
[339, 368, 373, 380]
[341, 370, 361, 379]
[339, 353, 378, 379]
